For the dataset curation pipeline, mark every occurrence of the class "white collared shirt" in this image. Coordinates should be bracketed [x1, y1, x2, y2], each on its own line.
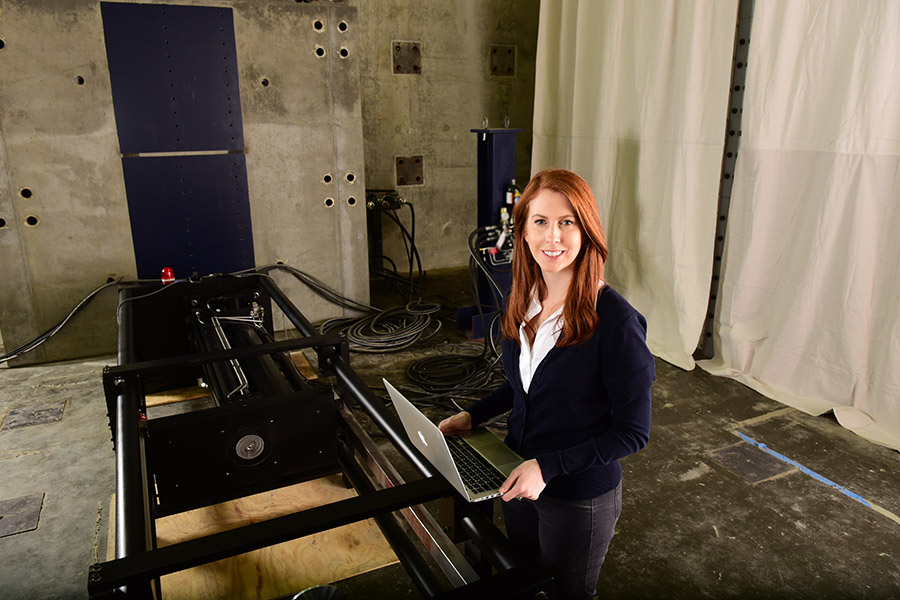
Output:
[517, 281, 605, 393]
[518, 295, 564, 394]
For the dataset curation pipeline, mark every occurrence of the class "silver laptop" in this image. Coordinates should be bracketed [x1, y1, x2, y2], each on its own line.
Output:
[384, 378, 524, 502]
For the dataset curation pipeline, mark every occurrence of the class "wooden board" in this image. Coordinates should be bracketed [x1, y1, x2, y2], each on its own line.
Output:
[108, 475, 398, 599]
[290, 351, 319, 380]
[145, 386, 211, 408]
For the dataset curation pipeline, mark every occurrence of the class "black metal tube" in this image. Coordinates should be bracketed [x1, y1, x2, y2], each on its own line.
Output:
[115, 388, 147, 560]
[117, 288, 137, 365]
[457, 506, 521, 572]
[259, 276, 437, 478]
[226, 324, 294, 397]
[255, 326, 309, 391]
[113, 291, 154, 597]
[338, 441, 446, 597]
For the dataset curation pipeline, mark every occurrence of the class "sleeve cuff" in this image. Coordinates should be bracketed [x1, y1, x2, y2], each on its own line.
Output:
[536, 452, 564, 482]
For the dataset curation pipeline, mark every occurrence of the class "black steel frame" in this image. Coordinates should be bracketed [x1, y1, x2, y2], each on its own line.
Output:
[88, 275, 550, 599]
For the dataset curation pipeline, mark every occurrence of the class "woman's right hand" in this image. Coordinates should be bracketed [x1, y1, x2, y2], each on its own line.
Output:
[438, 411, 472, 435]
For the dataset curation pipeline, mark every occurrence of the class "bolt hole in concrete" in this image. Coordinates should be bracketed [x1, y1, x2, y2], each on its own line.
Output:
[75, 75, 85, 85]
[313, 20, 324, 31]
[338, 21, 348, 32]
[19, 187, 32, 198]
[347, 197, 356, 206]
[316, 46, 325, 58]
[346, 173, 355, 182]
[0, 39, 5, 50]
[323, 174, 333, 184]
[339, 48, 349, 58]
[324, 198, 334, 207]
[261, 78, 269, 87]
[25, 215, 39, 227]
[0, 217, 6, 228]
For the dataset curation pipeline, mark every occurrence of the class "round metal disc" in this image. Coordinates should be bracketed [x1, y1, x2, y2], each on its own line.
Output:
[235, 434, 265, 461]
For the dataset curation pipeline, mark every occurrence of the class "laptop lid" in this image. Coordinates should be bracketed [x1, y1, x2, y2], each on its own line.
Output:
[384, 378, 513, 502]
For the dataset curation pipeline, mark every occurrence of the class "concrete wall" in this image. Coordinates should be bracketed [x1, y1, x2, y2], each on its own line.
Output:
[0, 0, 369, 364]
[355, 0, 540, 272]
[0, 0, 539, 364]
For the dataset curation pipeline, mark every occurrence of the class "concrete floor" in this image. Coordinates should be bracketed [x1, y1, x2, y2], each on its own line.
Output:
[1, 266, 899, 599]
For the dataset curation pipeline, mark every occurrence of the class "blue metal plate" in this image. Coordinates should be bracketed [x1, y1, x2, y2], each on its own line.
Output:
[101, 2, 244, 153]
[122, 154, 255, 279]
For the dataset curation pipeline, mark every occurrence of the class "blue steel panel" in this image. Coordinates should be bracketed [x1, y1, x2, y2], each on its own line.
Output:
[122, 154, 255, 279]
[101, 2, 244, 153]
[471, 129, 521, 228]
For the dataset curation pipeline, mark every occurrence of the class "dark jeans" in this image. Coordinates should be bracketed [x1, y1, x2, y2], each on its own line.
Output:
[502, 480, 623, 600]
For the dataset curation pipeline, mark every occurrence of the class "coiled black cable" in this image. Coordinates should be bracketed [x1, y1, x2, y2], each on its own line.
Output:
[404, 225, 509, 395]
[320, 306, 441, 353]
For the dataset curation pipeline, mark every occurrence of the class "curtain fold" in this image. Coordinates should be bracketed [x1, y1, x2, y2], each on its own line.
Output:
[698, 0, 900, 450]
[532, 0, 739, 369]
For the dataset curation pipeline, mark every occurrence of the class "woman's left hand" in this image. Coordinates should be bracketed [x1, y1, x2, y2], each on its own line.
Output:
[499, 459, 546, 502]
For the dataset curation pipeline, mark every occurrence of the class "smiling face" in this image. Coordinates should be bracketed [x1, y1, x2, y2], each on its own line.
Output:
[523, 189, 583, 277]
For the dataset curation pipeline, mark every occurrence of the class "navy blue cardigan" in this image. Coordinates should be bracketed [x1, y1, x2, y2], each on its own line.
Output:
[467, 286, 655, 500]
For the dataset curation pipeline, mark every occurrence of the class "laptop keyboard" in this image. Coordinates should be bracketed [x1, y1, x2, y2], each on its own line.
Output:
[446, 436, 508, 494]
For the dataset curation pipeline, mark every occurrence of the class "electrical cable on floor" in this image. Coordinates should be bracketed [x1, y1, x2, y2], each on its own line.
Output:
[256, 262, 445, 353]
[403, 225, 509, 403]
[367, 191, 423, 302]
[255, 264, 378, 313]
[0, 278, 124, 364]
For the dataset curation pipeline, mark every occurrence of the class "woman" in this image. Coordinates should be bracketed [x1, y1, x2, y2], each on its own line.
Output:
[439, 169, 654, 599]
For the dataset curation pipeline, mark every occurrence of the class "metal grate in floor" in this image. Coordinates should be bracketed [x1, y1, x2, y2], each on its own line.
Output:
[0, 492, 45, 538]
[1, 402, 66, 430]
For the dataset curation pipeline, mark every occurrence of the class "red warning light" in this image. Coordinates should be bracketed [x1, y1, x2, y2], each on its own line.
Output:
[161, 267, 175, 284]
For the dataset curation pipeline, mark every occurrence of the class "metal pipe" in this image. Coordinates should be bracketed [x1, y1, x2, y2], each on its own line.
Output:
[259, 276, 437, 478]
[115, 387, 148, 560]
[117, 288, 136, 365]
[210, 316, 250, 398]
[113, 290, 154, 597]
[190, 312, 245, 403]
[338, 441, 446, 597]
[226, 323, 294, 397]
[457, 506, 521, 572]
[255, 326, 309, 391]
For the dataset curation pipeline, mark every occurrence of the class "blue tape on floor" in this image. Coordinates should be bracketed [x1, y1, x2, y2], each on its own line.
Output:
[737, 432, 873, 508]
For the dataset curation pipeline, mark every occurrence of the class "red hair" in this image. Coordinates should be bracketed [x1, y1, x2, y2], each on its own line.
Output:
[501, 169, 608, 347]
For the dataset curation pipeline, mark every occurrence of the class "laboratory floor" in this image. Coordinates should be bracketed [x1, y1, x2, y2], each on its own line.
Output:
[1, 266, 898, 599]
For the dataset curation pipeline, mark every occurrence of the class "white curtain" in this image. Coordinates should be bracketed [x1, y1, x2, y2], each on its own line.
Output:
[699, 0, 900, 450]
[533, 0, 900, 450]
[532, 0, 739, 369]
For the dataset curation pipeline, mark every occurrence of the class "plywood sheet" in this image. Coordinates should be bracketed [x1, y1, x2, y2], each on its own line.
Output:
[109, 475, 397, 599]
[145, 386, 211, 408]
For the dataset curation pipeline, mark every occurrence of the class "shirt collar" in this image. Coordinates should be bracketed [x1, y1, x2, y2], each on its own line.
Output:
[525, 293, 543, 320]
